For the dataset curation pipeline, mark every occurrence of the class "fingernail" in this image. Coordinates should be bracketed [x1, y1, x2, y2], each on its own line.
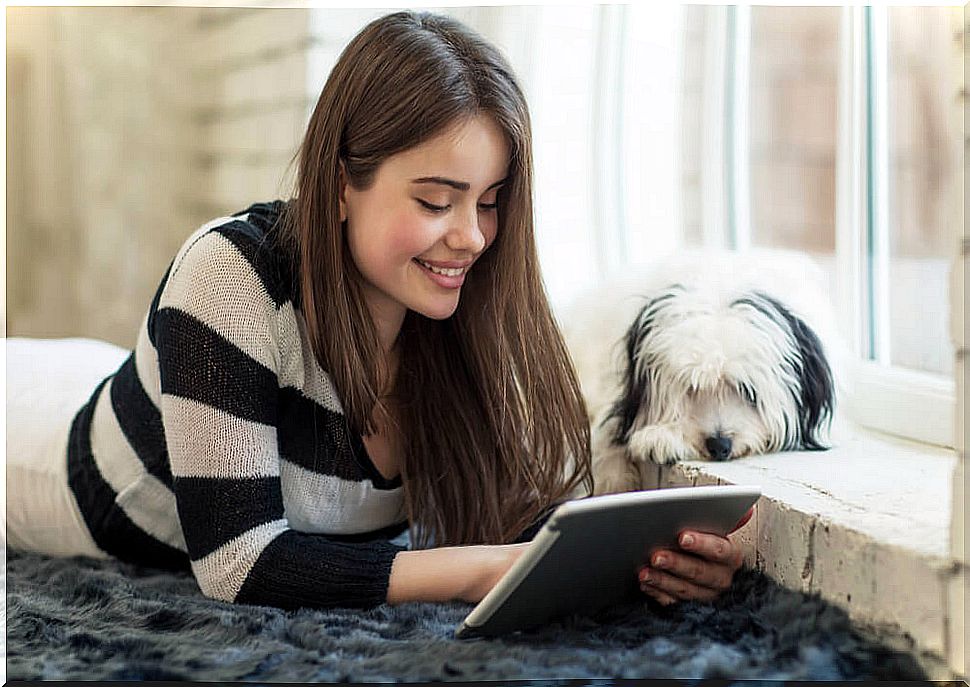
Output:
[681, 534, 694, 548]
[641, 572, 652, 585]
[654, 555, 668, 568]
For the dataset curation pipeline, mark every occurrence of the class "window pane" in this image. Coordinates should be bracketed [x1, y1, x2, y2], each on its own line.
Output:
[527, 5, 601, 312]
[885, 7, 960, 375]
[680, 4, 710, 248]
[748, 6, 840, 278]
[622, 3, 684, 263]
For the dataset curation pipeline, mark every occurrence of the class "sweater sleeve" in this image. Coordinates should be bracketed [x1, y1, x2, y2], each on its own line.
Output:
[153, 226, 405, 611]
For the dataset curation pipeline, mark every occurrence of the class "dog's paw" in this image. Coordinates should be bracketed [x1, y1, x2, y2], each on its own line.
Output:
[628, 425, 698, 465]
[650, 452, 683, 466]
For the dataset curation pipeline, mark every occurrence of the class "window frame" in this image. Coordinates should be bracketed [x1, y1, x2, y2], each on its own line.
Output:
[840, 5, 956, 448]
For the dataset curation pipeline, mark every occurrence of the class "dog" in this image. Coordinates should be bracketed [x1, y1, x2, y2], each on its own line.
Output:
[561, 249, 842, 496]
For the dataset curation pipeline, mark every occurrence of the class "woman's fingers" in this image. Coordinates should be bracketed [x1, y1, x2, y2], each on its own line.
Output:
[640, 583, 679, 606]
[677, 531, 744, 570]
[644, 548, 736, 590]
[639, 565, 721, 603]
[636, 530, 747, 605]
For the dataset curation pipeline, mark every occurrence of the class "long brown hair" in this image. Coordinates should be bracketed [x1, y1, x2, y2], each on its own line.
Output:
[277, 10, 593, 548]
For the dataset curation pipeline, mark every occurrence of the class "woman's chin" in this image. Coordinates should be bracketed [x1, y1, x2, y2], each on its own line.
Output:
[413, 297, 460, 320]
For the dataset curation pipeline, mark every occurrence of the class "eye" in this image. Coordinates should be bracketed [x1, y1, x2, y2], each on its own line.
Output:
[738, 383, 758, 408]
[416, 199, 449, 213]
[479, 202, 498, 211]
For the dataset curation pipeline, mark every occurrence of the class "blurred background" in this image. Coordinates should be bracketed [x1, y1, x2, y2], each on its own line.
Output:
[5, 4, 964, 443]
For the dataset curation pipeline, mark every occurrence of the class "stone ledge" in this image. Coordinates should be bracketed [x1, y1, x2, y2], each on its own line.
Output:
[642, 425, 962, 679]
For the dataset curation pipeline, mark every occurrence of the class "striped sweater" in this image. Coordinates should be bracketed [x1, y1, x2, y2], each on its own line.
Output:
[67, 200, 411, 610]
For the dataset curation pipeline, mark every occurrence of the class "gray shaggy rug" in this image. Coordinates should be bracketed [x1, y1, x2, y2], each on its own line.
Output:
[6, 547, 928, 682]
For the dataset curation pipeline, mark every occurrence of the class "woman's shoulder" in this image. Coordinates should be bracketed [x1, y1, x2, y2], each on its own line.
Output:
[167, 199, 298, 309]
[230, 199, 289, 236]
[190, 198, 289, 254]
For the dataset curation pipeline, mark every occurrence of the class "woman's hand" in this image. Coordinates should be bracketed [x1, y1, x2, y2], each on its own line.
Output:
[463, 542, 531, 603]
[637, 505, 753, 606]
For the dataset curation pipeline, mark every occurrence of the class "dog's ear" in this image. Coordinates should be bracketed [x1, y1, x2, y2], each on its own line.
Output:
[754, 292, 835, 450]
[604, 287, 681, 445]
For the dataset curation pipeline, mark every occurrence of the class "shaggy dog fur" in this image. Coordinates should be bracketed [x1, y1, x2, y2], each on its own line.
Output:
[561, 249, 846, 495]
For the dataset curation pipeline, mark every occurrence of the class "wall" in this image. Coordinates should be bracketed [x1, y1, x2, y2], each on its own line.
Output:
[9, 7, 200, 347]
[6, 7, 318, 349]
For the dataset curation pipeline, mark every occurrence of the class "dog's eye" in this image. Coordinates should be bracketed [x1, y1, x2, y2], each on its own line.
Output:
[738, 384, 758, 408]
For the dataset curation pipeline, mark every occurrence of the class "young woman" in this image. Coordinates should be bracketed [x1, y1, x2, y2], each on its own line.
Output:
[7, 10, 744, 611]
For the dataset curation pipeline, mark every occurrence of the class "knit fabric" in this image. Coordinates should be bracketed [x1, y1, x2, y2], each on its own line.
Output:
[66, 200, 410, 611]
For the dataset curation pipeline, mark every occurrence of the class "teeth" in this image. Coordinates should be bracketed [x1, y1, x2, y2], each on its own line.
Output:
[418, 260, 466, 277]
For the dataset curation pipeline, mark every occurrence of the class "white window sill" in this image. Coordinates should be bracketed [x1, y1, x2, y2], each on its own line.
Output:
[670, 422, 956, 557]
[643, 423, 960, 677]
[844, 360, 956, 450]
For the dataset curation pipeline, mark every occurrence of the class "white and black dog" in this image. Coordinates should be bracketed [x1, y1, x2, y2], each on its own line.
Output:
[561, 249, 842, 495]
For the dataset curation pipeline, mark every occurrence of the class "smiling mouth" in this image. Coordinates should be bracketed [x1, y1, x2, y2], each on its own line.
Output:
[413, 258, 468, 289]
[413, 259, 470, 277]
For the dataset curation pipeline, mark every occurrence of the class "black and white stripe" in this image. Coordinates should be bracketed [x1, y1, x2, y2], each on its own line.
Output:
[67, 202, 408, 610]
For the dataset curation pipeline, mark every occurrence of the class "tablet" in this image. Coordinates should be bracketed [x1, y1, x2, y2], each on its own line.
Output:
[455, 484, 761, 639]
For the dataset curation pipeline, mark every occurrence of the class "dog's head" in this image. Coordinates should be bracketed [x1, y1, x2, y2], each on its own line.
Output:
[605, 286, 835, 463]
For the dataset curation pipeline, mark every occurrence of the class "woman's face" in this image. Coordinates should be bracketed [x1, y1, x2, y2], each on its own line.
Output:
[340, 114, 510, 345]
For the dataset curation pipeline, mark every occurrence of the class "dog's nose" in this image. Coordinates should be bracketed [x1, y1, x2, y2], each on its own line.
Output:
[705, 435, 733, 461]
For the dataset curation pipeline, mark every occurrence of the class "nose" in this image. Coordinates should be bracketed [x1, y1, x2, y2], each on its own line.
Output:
[445, 208, 487, 254]
[704, 434, 733, 461]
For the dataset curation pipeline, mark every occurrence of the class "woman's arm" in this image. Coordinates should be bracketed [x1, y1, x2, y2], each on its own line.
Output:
[385, 502, 565, 604]
[387, 543, 530, 604]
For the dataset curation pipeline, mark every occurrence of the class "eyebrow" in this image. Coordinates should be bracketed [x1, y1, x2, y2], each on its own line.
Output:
[410, 176, 507, 192]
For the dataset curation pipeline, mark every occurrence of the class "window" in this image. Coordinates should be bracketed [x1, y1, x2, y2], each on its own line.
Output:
[844, 6, 960, 447]
[623, 5, 961, 447]
[883, 6, 960, 378]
